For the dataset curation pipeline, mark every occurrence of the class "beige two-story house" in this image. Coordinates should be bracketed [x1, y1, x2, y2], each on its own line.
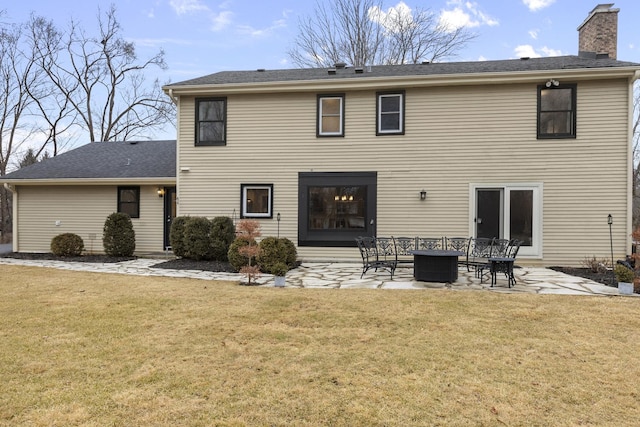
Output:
[162, 4, 639, 266]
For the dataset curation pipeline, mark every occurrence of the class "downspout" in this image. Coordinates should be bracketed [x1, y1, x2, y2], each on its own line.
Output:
[3, 183, 17, 252]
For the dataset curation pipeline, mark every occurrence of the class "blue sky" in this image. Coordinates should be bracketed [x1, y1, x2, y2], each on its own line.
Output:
[5, 0, 640, 86]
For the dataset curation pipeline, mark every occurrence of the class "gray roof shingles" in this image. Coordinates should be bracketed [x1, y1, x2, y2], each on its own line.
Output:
[166, 55, 640, 87]
[2, 140, 176, 181]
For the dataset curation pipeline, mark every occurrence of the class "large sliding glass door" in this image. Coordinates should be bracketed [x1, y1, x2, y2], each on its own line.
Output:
[472, 184, 541, 257]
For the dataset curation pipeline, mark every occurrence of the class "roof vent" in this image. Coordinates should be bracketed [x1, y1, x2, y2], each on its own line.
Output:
[328, 68, 336, 75]
[128, 141, 138, 144]
[355, 67, 364, 74]
[257, 68, 265, 72]
[334, 62, 347, 69]
[520, 57, 530, 60]
[422, 61, 430, 64]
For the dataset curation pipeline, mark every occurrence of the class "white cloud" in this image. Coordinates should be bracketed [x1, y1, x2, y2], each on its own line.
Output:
[368, 1, 413, 32]
[169, 0, 209, 15]
[522, 0, 555, 12]
[438, 0, 498, 32]
[514, 44, 562, 58]
[529, 29, 538, 40]
[210, 11, 233, 31]
[238, 18, 287, 38]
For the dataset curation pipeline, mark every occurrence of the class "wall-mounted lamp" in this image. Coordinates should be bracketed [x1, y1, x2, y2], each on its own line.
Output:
[420, 189, 427, 200]
[545, 79, 560, 88]
[157, 188, 165, 198]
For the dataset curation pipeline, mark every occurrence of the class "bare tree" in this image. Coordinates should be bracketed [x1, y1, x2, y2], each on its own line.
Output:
[0, 18, 43, 236]
[29, 5, 175, 143]
[288, 0, 476, 68]
[632, 82, 640, 227]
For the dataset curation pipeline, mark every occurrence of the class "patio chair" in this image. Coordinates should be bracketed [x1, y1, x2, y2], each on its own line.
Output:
[476, 238, 510, 280]
[416, 237, 445, 251]
[355, 236, 397, 279]
[465, 237, 494, 274]
[445, 237, 470, 264]
[394, 236, 416, 266]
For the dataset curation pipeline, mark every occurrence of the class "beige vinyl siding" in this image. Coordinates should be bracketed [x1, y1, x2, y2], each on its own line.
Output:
[177, 78, 631, 266]
[15, 185, 165, 254]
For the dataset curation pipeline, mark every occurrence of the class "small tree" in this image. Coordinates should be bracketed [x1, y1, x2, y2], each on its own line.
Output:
[103, 212, 135, 257]
[236, 219, 262, 285]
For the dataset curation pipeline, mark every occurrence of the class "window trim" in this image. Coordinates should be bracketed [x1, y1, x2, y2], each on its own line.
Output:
[376, 91, 405, 135]
[195, 97, 227, 146]
[537, 84, 576, 139]
[298, 172, 377, 247]
[117, 186, 140, 219]
[317, 94, 345, 137]
[241, 184, 273, 219]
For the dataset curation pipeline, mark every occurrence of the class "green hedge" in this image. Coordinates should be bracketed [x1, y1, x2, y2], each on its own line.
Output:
[51, 233, 84, 257]
[103, 212, 135, 257]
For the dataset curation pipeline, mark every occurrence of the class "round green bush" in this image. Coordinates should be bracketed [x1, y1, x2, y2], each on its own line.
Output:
[51, 233, 85, 257]
[103, 212, 135, 257]
[258, 237, 298, 274]
[228, 237, 256, 272]
[210, 216, 235, 261]
[170, 216, 189, 258]
[615, 264, 635, 283]
[183, 217, 213, 261]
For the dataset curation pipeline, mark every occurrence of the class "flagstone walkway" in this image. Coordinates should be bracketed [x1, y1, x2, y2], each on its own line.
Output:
[0, 256, 631, 296]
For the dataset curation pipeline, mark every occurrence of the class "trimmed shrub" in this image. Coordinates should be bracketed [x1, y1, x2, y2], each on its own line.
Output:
[170, 216, 189, 258]
[228, 237, 255, 272]
[615, 264, 634, 283]
[51, 233, 84, 257]
[103, 212, 135, 257]
[258, 237, 298, 274]
[210, 216, 235, 261]
[280, 237, 298, 267]
[183, 217, 213, 261]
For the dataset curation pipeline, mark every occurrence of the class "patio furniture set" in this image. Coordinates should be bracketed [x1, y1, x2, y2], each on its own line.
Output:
[355, 236, 523, 287]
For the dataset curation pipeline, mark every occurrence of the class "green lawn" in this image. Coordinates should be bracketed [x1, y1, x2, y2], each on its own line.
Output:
[1, 264, 639, 426]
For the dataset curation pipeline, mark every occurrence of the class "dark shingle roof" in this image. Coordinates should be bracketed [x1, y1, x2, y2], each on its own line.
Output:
[2, 140, 176, 181]
[167, 55, 640, 87]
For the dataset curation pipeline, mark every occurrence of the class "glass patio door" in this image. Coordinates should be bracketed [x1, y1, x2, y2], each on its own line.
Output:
[473, 185, 541, 257]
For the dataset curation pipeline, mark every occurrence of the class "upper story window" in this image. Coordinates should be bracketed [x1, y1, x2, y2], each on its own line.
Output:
[317, 94, 344, 137]
[377, 91, 405, 135]
[537, 84, 576, 139]
[196, 97, 227, 146]
[118, 186, 140, 218]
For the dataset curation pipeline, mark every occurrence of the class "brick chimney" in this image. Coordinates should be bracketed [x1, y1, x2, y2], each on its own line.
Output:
[578, 4, 619, 59]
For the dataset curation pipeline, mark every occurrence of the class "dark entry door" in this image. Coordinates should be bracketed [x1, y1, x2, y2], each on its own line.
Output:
[163, 187, 176, 249]
[476, 189, 502, 239]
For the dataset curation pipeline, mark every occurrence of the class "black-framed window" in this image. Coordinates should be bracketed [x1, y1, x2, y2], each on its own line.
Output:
[196, 97, 227, 145]
[117, 186, 140, 218]
[298, 172, 377, 247]
[317, 94, 345, 137]
[537, 84, 576, 139]
[377, 91, 405, 135]
[241, 184, 273, 218]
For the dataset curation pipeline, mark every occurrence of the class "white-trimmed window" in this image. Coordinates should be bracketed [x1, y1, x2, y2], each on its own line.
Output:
[377, 92, 404, 135]
[317, 94, 344, 137]
[241, 184, 273, 218]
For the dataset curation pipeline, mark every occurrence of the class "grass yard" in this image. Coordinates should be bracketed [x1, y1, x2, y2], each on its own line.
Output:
[1, 264, 639, 426]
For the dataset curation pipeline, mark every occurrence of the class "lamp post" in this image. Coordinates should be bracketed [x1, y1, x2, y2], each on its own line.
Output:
[608, 214, 614, 285]
[277, 213, 281, 238]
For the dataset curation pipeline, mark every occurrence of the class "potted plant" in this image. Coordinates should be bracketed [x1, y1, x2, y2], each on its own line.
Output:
[614, 264, 634, 295]
[272, 262, 288, 287]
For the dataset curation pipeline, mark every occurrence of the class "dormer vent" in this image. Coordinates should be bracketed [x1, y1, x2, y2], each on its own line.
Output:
[328, 68, 336, 75]
[355, 67, 364, 74]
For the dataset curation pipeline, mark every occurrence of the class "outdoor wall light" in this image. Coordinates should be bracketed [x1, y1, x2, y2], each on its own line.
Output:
[157, 188, 165, 198]
[545, 79, 560, 88]
[420, 189, 427, 200]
